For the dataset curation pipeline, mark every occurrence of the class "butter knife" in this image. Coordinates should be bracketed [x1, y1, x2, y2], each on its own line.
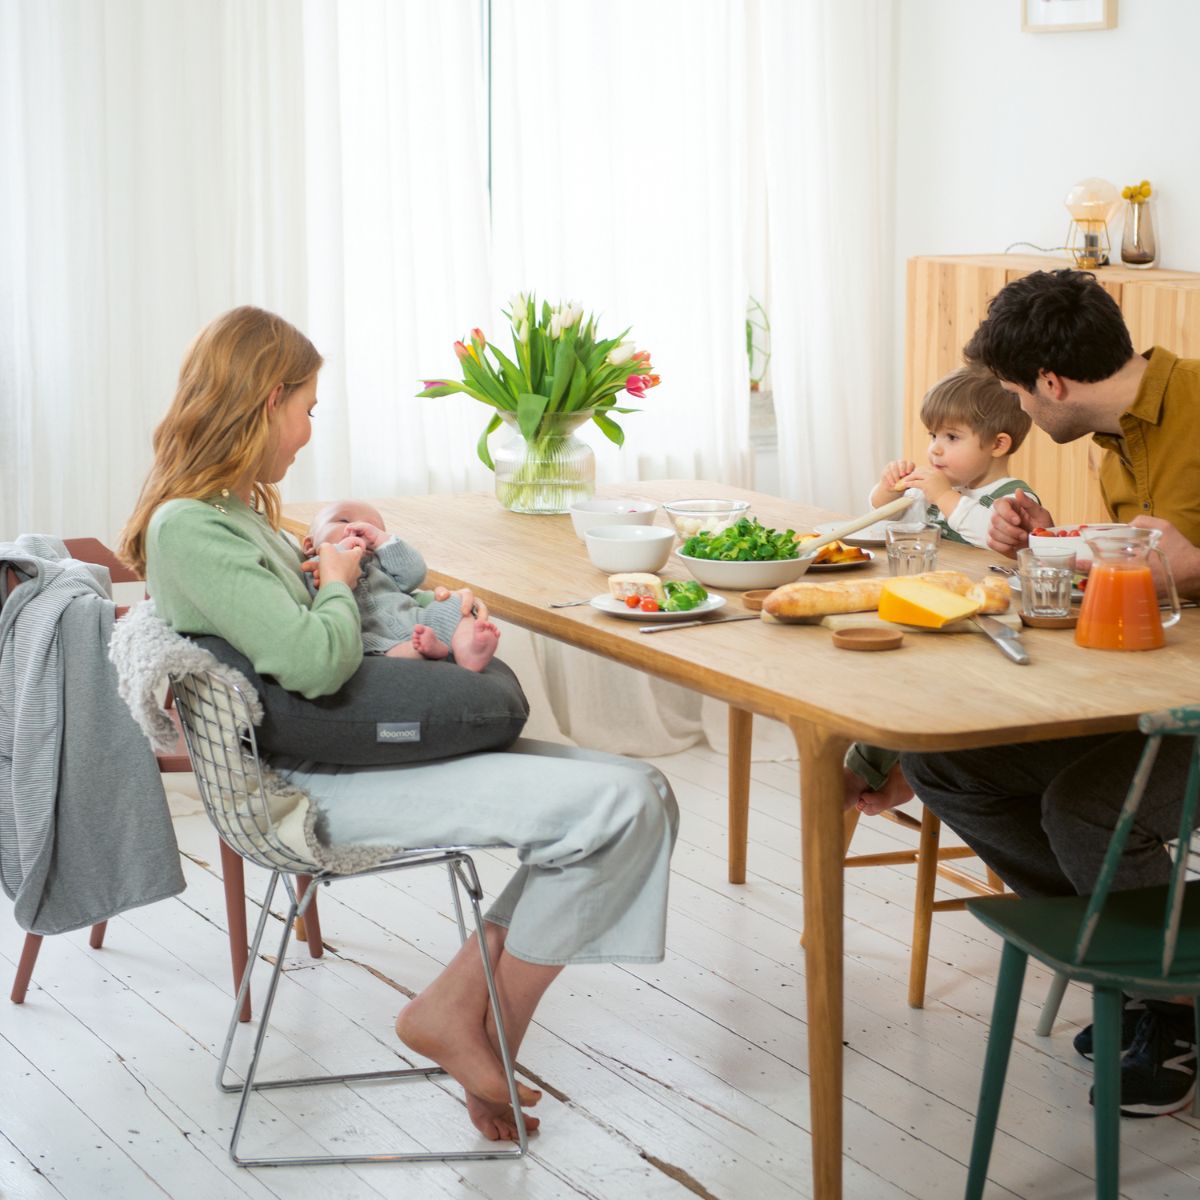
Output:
[640, 613, 761, 634]
[972, 615, 1030, 665]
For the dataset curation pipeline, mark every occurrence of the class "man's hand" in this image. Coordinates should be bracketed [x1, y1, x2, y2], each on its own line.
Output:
[988, 489, 1053, 558]
[1131, 516, 1200, 598]
[343, 521, 387, 550]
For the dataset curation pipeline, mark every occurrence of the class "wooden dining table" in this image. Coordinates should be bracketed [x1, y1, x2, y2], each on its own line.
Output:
[285, 481, 1200, 1200]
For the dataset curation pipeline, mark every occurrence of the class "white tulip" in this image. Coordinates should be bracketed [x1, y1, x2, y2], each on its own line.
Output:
[509, 291, 528, 315]
[515, 318, 530, 344]
[607, 342, 636, 365]
[549, 313, 564, 338]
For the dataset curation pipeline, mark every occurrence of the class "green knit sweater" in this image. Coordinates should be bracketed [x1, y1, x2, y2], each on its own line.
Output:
[145, 496, 362, 698]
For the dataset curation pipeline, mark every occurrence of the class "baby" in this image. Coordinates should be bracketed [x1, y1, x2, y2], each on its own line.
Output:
[868, 366, 1039, 549]
[302, 500, 500, 672]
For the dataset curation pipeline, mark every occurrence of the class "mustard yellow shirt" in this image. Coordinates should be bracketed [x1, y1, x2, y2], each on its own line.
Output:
[1092, 347, 1200, 545]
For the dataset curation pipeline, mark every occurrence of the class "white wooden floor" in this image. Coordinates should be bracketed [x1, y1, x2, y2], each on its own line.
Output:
[3, 742, 1199, 1200]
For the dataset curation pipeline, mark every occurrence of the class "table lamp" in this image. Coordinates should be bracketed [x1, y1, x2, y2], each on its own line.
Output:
[1064, 178, 1121, 268]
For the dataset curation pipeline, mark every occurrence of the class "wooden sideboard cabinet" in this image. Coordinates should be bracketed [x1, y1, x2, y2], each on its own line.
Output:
[905, 254, 1200, 524]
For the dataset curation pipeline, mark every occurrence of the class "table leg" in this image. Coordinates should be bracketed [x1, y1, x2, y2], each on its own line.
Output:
[728, 706, 753, 883]
[792, 718, 850, 1200]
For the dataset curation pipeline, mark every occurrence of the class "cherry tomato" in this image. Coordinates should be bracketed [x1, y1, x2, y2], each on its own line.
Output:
[624, 594, 641, 608]
[1031, 527, 1048, 537]
[639, 596, 660, 612]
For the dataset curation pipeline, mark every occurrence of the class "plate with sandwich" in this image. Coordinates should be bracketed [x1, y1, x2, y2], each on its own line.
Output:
[593, 572, 727, 621]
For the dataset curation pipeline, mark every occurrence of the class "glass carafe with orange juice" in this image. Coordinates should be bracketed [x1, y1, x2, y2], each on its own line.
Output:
[1075, 526, 1182, 651]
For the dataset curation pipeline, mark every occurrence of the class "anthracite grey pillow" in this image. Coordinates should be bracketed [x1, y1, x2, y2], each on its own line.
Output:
[188, 636, 530, 766]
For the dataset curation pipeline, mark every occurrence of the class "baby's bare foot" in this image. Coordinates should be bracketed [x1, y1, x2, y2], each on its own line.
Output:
[411, 624, 450, 660]
[452, 619, 500, 673]
[396, 994, 541, 1113]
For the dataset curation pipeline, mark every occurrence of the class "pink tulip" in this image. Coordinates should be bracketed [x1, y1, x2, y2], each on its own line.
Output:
[454, 340, 478, 363]
[625, 373, 649, 398]
[471, 327, 486, 345]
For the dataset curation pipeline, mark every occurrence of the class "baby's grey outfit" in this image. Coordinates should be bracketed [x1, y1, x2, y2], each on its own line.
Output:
[311, 537, 464, 655]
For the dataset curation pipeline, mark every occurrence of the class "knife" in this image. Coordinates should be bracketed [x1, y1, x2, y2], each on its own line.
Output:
[640, 613, 761, 634]
[972, 615, 1030, 664]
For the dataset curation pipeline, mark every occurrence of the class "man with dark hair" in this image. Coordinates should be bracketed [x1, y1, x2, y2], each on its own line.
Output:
[964, 269, 1200, 555]
[848, 269, 1200, 1118]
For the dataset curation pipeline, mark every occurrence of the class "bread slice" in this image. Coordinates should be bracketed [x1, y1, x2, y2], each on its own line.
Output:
[607, 572, 666, 606]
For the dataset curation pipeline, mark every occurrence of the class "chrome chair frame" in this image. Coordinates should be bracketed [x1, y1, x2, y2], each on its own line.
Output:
[170, 669, 527, 1167]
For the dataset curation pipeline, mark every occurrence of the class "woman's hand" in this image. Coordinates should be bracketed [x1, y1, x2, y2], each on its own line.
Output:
[988, 489, 1053, 558]
[310, 541, 365, 590]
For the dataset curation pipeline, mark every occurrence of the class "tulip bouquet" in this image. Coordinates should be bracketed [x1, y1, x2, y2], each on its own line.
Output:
[418, 294, 660, 470]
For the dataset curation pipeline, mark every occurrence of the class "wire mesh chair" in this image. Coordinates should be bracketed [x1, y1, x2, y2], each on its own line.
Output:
[170, 668, 527, 1167]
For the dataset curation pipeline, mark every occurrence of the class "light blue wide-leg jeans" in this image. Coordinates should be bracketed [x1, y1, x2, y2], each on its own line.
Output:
[271, 738, 679, 966]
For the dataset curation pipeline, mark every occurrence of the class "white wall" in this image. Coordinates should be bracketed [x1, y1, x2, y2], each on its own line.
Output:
[895, 0, 1200, 273]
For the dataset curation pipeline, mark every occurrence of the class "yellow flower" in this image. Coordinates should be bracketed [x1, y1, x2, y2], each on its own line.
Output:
[1123, 179, 1152, 204]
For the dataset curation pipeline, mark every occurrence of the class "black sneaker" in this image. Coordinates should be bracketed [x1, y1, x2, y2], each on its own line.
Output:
[1088, 1001, 1197, 1118]
[1073, 994, 1146, 1061]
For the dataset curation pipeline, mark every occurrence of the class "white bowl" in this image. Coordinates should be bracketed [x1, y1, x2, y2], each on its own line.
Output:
[1028, 523, 1123, 566]
[569, 498, 658, 540]
[676, 551, 808, 591]
[663, 498, 751, 539]
[585, 525, 674, 573]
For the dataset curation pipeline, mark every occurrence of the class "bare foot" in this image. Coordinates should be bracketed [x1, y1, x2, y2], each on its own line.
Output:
[452, 618, 500, 672]
[466, 1093, 540, 1141]
[856, 762, 915, 816]
[410, 624, 450, 660]
[395, 993, 541, 1113]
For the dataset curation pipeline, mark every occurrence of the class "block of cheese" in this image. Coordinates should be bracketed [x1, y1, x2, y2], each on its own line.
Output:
[607, 572, 666, 606]
[878, 578, 980, 628]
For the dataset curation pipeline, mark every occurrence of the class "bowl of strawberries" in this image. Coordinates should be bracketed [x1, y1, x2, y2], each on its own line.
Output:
[1028, 523, 1123, 566]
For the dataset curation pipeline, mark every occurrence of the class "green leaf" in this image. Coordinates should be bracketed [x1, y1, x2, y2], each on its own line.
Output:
[517, 392, 550, 441]
[490, 344, 526, 397]
[476, 413, 502, 470]
[548, 329, 576, 408]
[592, 411, 624, 447]
[564, 347, 591, 410]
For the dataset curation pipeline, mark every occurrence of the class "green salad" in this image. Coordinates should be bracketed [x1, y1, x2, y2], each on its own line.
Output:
[681, 517, 801, 562]
[661, 580, 708, 612]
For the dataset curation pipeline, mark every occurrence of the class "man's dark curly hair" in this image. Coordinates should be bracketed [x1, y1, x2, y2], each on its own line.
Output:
[963, 269, 1134, 392]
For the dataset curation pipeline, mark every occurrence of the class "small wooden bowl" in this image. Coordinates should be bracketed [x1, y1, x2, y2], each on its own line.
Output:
[741, 589, 774, 612]
[831, 627, 904, 652]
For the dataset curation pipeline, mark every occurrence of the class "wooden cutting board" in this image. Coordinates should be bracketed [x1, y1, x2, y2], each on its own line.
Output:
[763, 610, 1023, 634]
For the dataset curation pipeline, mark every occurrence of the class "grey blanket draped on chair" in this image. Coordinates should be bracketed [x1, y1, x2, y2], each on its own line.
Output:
[0, 536, 184, 934]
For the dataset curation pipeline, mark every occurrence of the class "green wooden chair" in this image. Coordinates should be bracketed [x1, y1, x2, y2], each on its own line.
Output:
[963, 705, 1200, 1200]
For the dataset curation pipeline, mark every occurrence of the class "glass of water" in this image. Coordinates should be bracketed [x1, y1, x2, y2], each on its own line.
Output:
[885, 523, 940, 575]
[1017, 547, 1076, 617]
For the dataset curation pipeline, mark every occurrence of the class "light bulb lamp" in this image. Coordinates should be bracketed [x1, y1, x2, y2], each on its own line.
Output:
[1064, 178, 1121, 269]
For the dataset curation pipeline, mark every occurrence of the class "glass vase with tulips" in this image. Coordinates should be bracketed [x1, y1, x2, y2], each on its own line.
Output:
[418, 295, 660, 512]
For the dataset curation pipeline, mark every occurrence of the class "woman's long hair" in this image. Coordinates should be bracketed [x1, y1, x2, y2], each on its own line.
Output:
[119, 306, 323, 574]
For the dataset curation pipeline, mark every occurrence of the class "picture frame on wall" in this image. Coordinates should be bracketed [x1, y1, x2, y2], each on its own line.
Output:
[1022, 0, 1117, 33]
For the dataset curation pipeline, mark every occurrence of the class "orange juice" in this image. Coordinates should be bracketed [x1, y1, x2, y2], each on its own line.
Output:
[1074, 563, 1163, 651]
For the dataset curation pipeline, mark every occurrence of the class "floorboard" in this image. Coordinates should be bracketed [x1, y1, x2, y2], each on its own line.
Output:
[2, 746, 1197, 1199]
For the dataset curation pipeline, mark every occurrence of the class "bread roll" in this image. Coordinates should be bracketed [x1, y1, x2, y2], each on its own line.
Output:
[763, 568, 1010, 618]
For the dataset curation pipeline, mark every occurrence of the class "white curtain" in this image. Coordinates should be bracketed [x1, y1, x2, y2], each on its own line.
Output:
[755, 0, 899, 513]
[0, 0, 493, 543]
[488, 0, 753, 490]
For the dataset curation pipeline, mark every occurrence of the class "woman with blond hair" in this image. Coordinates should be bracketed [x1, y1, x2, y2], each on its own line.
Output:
[121, 306, 678, 1141]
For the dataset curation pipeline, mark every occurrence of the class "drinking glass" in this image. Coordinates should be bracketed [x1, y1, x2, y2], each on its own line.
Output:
[885, 523, 940, 575]
[1017, 547, 1075, 618]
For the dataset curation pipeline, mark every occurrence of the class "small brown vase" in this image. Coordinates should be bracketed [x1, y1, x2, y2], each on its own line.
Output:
[1121, 201, 1157, 267]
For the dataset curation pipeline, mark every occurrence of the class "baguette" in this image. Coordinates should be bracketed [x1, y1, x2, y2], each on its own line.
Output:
[763, 568, 1010, 618]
